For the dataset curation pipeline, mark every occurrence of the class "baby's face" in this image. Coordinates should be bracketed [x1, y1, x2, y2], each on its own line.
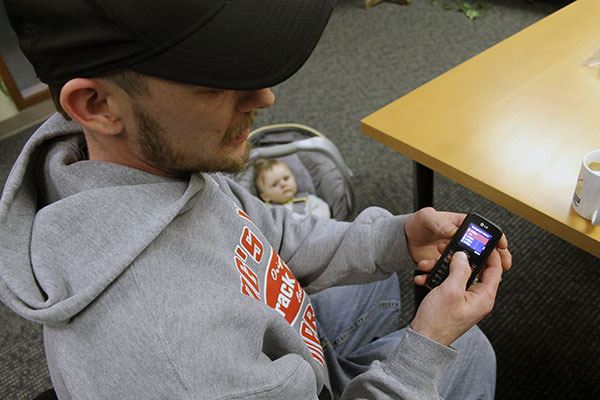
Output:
[259, 163, 298, 204]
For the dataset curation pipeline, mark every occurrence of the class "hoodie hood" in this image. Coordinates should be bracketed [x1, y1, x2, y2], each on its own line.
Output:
[0, 114, 203, 325]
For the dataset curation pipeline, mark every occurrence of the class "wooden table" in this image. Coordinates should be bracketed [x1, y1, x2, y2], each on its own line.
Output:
[361, 0, 600, 259]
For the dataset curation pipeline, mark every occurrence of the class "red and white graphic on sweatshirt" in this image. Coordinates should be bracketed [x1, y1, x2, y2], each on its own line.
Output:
[300, 304, 325, 366]
[233, 204, 324, 367]
[264, 248, 305, 325]
[236, 207, 254, 226]
[233, 217, 264, 301]
[234, 246, 261, 301]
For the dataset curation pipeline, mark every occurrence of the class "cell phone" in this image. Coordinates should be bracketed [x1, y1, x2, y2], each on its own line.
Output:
[425, 213, 503, 290]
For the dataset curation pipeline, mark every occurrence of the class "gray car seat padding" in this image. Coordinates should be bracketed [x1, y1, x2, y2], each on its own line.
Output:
[233, 124, 354, 220]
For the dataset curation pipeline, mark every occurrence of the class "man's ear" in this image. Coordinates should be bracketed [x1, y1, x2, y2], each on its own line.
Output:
[60, 78, 124, 136]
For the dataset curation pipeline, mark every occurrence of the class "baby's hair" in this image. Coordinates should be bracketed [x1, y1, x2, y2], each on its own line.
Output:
[254, 158, 285, 193]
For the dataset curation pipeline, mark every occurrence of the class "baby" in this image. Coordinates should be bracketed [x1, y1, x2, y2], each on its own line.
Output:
[254, 158, 331, 219]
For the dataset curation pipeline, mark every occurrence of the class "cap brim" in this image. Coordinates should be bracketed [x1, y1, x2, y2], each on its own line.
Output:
[129, 0, 335, 90]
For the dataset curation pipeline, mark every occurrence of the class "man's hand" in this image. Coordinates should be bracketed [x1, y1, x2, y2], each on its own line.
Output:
[405, 207, 513, 346]
[404, 207, 511, 274]
[404, 207, 464, 263]
[410, 251, 502, 346]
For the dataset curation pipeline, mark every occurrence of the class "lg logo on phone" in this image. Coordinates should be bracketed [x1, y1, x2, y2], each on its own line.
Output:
[480, 222, 489, 229]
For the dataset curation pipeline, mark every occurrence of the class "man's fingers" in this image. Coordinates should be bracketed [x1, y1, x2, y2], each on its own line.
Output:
[498, 247, 512, 272]
[485, 248, 502, 270]
[496, 233, 509, 251]
[485, 247, 512, 274]
[414, 274, 428, 286]
[469, 263, 503, 308]
[417, 208, 463, 238]
[441, 252, 472, 292]
[414, 259, 436, 286]
[435, 213, 462, 238]
[415, 208, 444, 235]
[436, 242, 450, 255]
[494, 234, 511, 271]
[418, 259, 436, 272]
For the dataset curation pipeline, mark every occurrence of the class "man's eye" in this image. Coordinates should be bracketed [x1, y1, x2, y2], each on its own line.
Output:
[200, 89, 225, 97]
[198, 88, 224, 96]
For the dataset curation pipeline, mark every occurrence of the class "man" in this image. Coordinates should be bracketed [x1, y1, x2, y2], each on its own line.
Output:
[0, 0, 511, 399]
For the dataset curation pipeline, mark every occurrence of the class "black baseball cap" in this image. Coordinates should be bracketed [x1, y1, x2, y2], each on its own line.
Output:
[3, 0, 336, 90]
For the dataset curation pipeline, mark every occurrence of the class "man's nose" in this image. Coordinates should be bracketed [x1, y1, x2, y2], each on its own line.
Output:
[236, 88, 275, 113]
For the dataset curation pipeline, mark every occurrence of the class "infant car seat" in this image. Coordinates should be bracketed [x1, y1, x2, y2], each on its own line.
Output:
[233, 123, 354, 221]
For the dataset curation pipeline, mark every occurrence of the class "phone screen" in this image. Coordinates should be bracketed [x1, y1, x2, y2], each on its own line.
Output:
[459, 223, 492, 256]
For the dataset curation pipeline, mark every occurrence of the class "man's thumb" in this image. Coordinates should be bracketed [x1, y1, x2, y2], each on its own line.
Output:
[444, 252, 472, 290]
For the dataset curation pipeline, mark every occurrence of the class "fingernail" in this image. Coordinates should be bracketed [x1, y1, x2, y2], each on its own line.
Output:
[454, 251, 467, 260]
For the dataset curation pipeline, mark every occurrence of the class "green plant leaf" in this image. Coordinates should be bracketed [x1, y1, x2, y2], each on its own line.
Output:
[365, 0, 383, 9]
[465, 8, 480, 19]
[435, 0, 487, 19]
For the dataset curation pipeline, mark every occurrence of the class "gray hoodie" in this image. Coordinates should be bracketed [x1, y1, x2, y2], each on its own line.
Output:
[0, 114, 455, 399]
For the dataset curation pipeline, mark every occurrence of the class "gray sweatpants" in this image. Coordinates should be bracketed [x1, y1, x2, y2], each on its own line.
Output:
[310, 274, 496, 399]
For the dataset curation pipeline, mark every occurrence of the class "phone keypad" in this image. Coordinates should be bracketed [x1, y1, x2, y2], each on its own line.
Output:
[427, 251, 481, 289]
[427, 249, 455, 287]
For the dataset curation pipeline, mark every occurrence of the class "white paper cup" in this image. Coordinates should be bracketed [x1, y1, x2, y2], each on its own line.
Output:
[572, 149, 600, 225]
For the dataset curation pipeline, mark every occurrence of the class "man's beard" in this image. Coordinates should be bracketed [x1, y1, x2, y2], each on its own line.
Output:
[134, 104, 253, 176]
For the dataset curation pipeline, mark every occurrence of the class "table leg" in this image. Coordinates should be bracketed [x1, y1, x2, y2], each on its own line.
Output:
[412, 162, 434, 311]
[413, 162, 434, 211]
